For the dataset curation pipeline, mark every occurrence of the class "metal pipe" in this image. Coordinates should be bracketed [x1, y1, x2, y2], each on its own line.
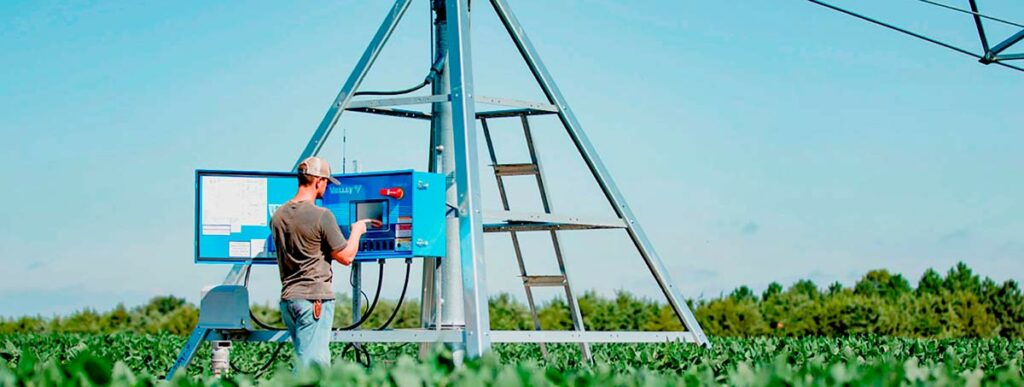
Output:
[994, 53, 1024, 61]
[988, 28, 1024, 57]
[429, 0, 468, 363]
[445, 0, 492, 360]
[351, 263, 362, 324]
[967, 0, 990, 53]
[294, 0, 413, 167]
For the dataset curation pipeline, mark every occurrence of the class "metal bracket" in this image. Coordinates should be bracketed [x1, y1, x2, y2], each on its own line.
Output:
[347, 94, 451, 109]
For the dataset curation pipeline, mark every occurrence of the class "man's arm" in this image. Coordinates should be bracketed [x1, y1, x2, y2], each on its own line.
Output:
[327, 218, 380, 266]
[330, 228, 363, 266]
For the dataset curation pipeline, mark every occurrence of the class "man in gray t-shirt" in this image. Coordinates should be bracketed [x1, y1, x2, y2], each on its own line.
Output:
[271, 156, 378, 370]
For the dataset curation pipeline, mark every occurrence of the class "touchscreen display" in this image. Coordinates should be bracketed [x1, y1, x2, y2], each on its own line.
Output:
[354, 201, 386, 229]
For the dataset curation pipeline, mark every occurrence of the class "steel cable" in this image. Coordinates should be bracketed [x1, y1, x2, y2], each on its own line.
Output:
[912, 0, 1024, 29]
[806, 0, 1024, 73]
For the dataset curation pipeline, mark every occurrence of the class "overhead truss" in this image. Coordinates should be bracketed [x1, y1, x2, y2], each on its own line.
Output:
[808, 0, 1024, 73]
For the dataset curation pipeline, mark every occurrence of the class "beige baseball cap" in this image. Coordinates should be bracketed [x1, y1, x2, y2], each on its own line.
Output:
[297, 156, 341, 185]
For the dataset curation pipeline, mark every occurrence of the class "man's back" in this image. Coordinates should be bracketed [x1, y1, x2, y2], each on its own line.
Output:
[271, 200, 346, 300]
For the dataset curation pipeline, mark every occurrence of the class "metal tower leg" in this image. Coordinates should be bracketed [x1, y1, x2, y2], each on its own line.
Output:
[294, 0, 412, 165]
[431, 0, 467, 363]
[166, 328, 210, 378]
[489, 0, 709, 346]
[445, 0, 492, 358]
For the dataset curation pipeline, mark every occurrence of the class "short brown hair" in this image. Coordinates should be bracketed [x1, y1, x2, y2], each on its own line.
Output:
[297, 172, 321, 186]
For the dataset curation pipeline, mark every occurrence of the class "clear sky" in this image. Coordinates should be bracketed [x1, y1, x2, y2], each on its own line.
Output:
[1, 1, 1021, 317]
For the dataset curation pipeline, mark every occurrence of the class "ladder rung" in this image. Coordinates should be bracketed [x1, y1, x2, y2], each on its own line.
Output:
[523, 275, 566, 287]
[483, 211, 627, 232]
[485, 222, 618, 232]
[493, 163, 539, 176]
[477, 108, 558, 119]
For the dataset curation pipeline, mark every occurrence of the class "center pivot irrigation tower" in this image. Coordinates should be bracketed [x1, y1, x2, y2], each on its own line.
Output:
[169, 0, 707, 375]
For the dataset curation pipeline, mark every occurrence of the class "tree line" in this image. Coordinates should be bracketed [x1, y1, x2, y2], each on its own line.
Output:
[2, 262, 1021, 339]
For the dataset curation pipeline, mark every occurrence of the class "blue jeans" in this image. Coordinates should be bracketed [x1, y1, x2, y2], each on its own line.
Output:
[280, 299, 335, 370]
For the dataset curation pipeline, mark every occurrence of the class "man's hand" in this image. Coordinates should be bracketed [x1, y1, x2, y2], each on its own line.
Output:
[350, 219, 382, 236]
[332, 219, 381, 266]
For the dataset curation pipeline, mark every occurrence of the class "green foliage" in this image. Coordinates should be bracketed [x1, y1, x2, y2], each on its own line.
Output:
[691, 262, 1020, 339]
[2, 262, 1021, 340]
[0, 334, 1022, 385]
[694, 298, 767, 336]
[854, 269, 911, 299]
[761, 282, 783, 302]
[917, 269, 943, 295]
[0, 296, 200, 336]
[488, 293, 532, 330]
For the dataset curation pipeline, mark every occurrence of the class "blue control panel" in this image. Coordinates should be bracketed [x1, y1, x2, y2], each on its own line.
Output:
[322, 170, 446, 260]
[195, 169, 446, 264]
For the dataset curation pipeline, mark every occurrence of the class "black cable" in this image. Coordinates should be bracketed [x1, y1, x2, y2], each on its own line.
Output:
[341, 342, 372, 368]
[349, 266, 371, 316]
[350, 51, 444, 98]
[241, 265, 288, 330]
[334, 259, 385, 331]
[353, 80, 430, 97]
[338, 260, 386, 367]
[243, 263, 252, 286]
[238, 265, 284, 376]
[343, 258, 413, 368]
[250, 311, 286, 330]
[376, 258, 413, 331]
[229, 342, 285, 379]
[806, 0, 1024, 73]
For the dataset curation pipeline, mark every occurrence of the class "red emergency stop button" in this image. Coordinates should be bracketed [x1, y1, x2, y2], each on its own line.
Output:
[380, 187, 404, 199]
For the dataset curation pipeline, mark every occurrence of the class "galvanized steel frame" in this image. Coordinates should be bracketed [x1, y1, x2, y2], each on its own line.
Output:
[444, 0, 492, 358]
[807, 0, 1024, 72]
[172, 0, 714, 375]
[295, 0, 413, 165]
[488, 0, 709, 346]
[212, 329, 700, 345]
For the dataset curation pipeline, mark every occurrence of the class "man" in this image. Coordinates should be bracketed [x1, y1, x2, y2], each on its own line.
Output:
[271, 156, 379, 369]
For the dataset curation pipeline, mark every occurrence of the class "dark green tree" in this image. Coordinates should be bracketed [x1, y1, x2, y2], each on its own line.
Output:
[762, 282, 783, 301]
[789, 280, 820, 299]
[943, 262, 981, 294]
[729, 286, 757, 303]
[917, 269, 943, 295]
[488, 293, 531, 330]
[854, 269, 911, 299]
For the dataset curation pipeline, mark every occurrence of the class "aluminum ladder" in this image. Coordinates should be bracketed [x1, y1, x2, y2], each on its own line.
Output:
[479, 113, 591, 361]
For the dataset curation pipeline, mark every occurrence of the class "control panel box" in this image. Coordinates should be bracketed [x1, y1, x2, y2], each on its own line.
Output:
[195, 169, 445, 264]
[322, 170, 446, 261]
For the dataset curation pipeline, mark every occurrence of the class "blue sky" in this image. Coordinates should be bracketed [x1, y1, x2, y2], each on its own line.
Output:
[1, 0, 1021, 317]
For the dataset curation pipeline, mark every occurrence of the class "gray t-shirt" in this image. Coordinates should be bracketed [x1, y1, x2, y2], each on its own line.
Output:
[271, 200, 347, 300]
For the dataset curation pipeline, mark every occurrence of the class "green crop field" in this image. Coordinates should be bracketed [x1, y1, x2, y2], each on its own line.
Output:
[2, 333, 1023, 385]
[4, 263, 1022, 385]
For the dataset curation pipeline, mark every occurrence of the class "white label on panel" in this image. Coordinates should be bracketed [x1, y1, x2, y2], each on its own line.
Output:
[228, 241, 251, 258]
[250, 239, 267, 258]
[202, 224, 231, 236]
[201, 176, 268, 229]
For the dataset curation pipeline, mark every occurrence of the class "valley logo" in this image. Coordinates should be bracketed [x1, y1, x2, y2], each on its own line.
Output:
[329, 184, 363, 195]
[268, 204, 282, 217]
